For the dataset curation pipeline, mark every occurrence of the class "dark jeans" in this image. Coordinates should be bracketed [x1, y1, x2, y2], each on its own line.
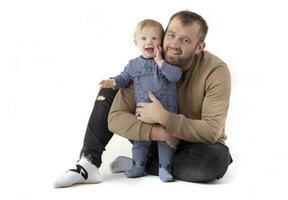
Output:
[146, 141, 232, 182]
[80, 88, 118, 168]
[80, 88, 233, 182]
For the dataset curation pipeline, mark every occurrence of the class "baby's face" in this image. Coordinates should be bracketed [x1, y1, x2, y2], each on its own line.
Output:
[134, 27, 162, 58]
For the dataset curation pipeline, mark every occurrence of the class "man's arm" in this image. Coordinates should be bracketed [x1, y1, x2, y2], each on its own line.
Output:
[108, 85, 152, 141]
[165, 66, 231, 144]
[108, 85, 179, 148]
[136, 65, 231, 144]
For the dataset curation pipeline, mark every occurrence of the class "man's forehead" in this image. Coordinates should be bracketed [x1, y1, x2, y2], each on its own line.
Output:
[167, 18, 201, 36]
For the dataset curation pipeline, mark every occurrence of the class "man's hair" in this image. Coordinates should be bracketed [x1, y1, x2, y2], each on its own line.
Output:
[134, 19, 164, 40]
[168, 10, 208, 43]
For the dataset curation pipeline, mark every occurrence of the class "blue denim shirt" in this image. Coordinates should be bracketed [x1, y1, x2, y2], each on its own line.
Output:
[113, 56, 182, 113]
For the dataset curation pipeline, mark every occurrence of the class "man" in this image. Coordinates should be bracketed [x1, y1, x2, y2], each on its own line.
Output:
[108, 10, 232, 182]
[54, 10, 232, 188]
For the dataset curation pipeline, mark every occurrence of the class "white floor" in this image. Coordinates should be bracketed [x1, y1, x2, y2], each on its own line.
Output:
[3, 129, 288, 200]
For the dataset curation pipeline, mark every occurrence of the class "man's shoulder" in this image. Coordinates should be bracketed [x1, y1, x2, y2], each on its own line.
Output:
[201, 50, 227, 68]
[199, 51, 231, 83]
[195, 50, 229, 77]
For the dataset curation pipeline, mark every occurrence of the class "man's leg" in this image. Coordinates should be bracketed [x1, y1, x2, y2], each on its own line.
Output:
[54, 88, 118, 188]
[145, 142, 232, 183]
[173, 142, 233, 182]
[80, 88, 119, 167]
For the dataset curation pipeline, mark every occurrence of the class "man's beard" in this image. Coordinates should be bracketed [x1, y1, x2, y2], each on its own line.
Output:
[164, 48, 195, 69]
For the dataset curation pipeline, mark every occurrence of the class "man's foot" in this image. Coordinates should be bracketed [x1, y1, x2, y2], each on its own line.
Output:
[54, 157, 101, 188]
[124, 165, 145, 178]
[159, 167, 174, 182]
[110, 156, 133, 173]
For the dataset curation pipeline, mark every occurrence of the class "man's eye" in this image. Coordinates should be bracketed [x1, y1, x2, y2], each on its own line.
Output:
[184, 39, 190, 43]
[179, 38, 190, 44]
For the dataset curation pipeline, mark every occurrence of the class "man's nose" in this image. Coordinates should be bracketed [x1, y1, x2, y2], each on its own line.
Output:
[169, 38, 181, 48]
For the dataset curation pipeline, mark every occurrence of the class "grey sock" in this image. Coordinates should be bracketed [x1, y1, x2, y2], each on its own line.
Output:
[124, 166, 145, 178]
[110, 156, 133, 173]
[159, 167, 174, 182]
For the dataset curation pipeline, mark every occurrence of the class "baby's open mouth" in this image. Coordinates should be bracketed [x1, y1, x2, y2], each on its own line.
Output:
[145, 48, 154, 54]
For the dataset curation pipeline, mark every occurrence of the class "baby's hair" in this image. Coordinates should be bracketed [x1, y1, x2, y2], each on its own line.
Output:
[134, 19, 164, 40]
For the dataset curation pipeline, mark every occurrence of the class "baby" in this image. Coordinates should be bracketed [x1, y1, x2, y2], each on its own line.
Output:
[100, 19, 182, 182]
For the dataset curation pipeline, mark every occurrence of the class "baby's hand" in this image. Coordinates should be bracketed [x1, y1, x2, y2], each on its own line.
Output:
[154, 45, 164, 68]
[99, 79, 116, 88]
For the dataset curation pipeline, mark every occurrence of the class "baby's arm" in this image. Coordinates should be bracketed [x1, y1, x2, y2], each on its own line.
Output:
[99, 60, 134, 89]
[153, 45, 164, 68]
[153, 46, 182, 82]
[99, 79, 117, 89]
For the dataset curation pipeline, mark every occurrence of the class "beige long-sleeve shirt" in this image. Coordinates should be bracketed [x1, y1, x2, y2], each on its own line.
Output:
[108, 50, 231, 144]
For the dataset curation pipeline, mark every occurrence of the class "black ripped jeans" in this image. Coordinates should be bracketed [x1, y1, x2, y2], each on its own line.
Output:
[80, 88, 233, 182]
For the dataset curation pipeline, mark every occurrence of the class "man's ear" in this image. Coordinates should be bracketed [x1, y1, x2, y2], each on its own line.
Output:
[194, 41, 205, 54]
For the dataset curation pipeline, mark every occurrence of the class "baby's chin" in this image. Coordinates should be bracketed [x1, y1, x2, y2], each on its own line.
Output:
[143, 50, 156, 58]
[142, 55, 155, 59]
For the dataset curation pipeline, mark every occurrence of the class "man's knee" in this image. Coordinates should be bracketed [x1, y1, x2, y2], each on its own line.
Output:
[173, 143, 232, 182]
[173, 155, 219, 182]
[96, 88, 118, 104]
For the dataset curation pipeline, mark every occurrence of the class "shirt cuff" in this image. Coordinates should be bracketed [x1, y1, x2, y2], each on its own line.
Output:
[139, 122, 153, 141]
[164, 112, 181, 136]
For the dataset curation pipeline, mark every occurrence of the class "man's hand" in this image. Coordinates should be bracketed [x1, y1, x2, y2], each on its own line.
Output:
[165, 134, 180, 149]
[99, 79, 116, 88]
[136, 92, 170, 126]
[150, 125, 180, 149]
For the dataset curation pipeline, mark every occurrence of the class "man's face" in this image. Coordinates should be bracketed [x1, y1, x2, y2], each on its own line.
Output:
[163, 18, 203, 71]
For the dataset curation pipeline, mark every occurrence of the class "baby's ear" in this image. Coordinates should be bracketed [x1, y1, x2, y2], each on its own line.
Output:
[134, 40, 137, 46]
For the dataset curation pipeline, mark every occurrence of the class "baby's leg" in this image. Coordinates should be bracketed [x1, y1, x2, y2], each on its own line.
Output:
[158, 141, 175, 182]
[124, 141, 150, 178]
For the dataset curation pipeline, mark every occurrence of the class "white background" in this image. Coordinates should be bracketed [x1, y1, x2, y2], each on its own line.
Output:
[1, 0, 288, 199]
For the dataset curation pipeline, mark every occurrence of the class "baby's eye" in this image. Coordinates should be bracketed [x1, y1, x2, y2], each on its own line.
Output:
[152, 37, 157, 40]
[141, 37, 146, 40]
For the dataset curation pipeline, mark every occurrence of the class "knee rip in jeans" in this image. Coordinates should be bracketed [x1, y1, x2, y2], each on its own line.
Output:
[96, 95, 106, 101]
